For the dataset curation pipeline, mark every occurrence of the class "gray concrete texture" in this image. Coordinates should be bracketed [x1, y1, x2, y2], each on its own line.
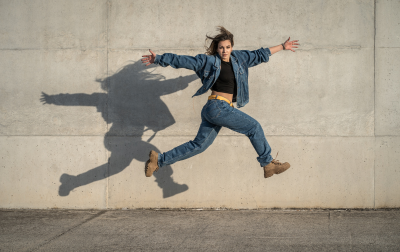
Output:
[0, 0, 399, 209]
[1, 209, 400, 251]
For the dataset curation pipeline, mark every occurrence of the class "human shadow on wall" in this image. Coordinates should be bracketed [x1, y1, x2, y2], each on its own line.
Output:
[40, 60, 197, 198]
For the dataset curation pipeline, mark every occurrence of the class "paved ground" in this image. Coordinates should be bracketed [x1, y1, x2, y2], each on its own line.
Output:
[1, 209, 400, 251]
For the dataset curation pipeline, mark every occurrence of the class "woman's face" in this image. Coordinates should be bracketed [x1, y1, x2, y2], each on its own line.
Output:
[217, 40, 232, 62]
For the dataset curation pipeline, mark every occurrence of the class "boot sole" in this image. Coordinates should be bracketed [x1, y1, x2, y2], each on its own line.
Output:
[275, 166, 290, 175]
[264, 164, 291, 178]
[264, 170, 274, 178]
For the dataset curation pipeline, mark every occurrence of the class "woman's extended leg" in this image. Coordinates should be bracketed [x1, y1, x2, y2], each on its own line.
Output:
[145, 102, 222, 177]
[157, 119, 221, 167]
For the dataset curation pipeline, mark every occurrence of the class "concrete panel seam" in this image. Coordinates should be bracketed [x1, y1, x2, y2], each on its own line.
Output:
[0, 135, 376, 137]
[106, 0, 111, 209]
[102, 135, 378, 138]
[374, 0, 376, 209]
[105, 46, 372, 51]
[0, 135, 380, 138]
[0, 135, 107, 137]
[0, 48, 107, 51]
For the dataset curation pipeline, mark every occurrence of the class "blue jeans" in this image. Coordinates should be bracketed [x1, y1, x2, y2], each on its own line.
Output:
[158, 99, 273, 167]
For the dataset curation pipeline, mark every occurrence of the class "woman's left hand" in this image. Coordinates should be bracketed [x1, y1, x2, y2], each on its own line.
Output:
[142, 49, 156, 66]
[283, 37, 299, 52]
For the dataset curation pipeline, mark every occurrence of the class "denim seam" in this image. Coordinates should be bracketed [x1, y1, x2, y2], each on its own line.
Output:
[239, 62, 245, 74]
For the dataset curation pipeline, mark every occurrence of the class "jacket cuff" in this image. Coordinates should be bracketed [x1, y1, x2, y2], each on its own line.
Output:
[264, 47, 272, 57]
[153, 54, 161, 65]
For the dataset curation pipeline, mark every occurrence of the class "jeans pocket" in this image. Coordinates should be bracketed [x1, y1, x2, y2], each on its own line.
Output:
[205, 100, 221, 119]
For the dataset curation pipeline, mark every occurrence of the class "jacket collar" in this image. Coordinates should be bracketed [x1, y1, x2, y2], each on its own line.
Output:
[214, 54, 221, 68]
[215, 53, 238, 67]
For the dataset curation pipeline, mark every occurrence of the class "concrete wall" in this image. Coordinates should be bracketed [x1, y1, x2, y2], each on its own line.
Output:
[0, 0, 399, 209]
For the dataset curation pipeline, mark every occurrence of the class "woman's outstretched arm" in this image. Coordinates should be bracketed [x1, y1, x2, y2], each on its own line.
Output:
[141, 49, 206, 72]
[269, 37, 299, 54]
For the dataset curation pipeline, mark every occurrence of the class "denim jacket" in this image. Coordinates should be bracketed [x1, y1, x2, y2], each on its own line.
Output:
[154, 47, 271, 108]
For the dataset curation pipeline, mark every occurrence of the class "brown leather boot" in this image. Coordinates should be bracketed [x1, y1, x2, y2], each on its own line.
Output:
[263, 159, 290, 178]
[145, 150, 159, 177]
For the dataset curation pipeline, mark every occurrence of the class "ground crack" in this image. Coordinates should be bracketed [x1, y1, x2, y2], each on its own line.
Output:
[29, 210, 107, 252]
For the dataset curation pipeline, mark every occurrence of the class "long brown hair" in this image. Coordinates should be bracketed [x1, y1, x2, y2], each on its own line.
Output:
[205, 26, 234, 55]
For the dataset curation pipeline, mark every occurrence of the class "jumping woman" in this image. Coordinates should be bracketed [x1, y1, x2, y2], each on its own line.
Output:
[141, 26, 299, 179]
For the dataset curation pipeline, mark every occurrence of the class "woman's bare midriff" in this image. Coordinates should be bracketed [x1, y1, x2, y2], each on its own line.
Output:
[211, 90, 233, 103]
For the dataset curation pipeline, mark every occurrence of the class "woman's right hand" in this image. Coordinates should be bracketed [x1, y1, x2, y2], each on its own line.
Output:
[283, 37, 299, 52]
[141, 49, 156, 66]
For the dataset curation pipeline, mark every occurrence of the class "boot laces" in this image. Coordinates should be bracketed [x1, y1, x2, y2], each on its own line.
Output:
[271, 151, 283, 165]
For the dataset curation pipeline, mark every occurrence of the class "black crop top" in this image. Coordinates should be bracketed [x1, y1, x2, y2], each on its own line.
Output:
[211, 60, 237, 102]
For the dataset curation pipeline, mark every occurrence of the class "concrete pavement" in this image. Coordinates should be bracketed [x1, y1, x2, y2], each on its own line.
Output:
[1, 209, 400, 251]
